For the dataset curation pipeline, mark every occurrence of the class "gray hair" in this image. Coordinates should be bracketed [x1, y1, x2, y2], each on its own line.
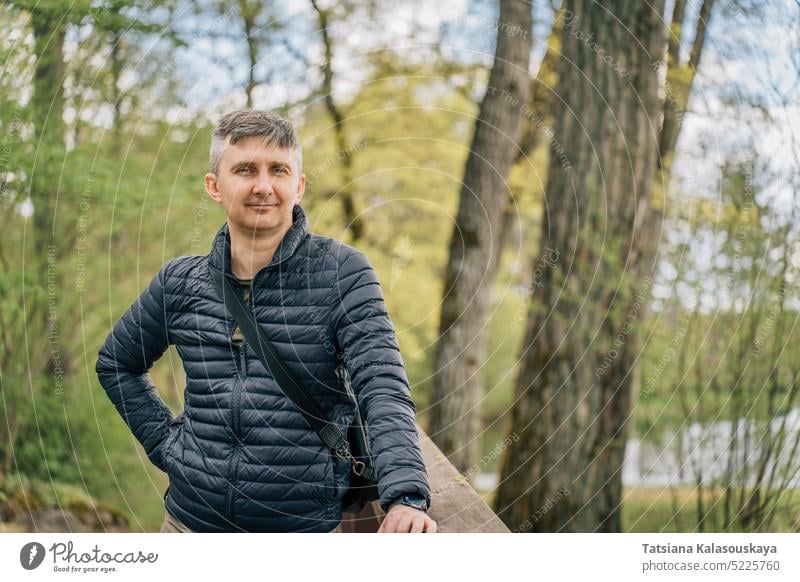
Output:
[209, 109, 302, 174]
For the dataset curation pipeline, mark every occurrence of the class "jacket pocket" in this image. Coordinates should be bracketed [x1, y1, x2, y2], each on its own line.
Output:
[161, 414, 185, 470]
[325, 450, 339, 503]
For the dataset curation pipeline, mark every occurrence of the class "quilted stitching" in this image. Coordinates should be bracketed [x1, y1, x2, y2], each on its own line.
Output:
[96, 205, 430, 532]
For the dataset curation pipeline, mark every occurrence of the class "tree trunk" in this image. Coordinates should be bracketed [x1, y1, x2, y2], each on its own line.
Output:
[30, 8, 66, 257]
[239, 0, 258, 108]
[429, 0, 532, 473]
[513, 7, 564, 166]
[28, 7, 68, 383]
[310, 0, 364, 242]
[110, 30, 123, 153]
[659, 0, 714, 179]
[493, 0, 664, 531]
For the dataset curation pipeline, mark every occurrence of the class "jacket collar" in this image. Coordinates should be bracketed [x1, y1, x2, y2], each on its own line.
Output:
[208, 204, 310, 279]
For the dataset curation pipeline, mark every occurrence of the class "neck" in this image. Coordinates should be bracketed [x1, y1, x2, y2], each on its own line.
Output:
[228, 222, 291, 280]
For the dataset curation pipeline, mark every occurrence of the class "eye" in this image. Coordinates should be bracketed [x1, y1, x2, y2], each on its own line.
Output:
[236, 166, 254, 175]
[274, 166, 289, 176]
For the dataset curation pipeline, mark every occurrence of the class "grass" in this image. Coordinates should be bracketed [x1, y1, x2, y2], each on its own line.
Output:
[623, 485, 800, 532]
[471, 481, 800, 532]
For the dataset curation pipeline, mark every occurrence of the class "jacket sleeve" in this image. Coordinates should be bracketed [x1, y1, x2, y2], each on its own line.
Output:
[95, 261, 176, 473]
[333, 249, 431, 512]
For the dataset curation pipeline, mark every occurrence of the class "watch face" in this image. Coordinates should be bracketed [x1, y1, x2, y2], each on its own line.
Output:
[402, 495, 427, 510]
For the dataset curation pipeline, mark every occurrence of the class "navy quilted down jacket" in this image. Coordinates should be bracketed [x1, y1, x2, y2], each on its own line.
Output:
[96, 205, 431, 532]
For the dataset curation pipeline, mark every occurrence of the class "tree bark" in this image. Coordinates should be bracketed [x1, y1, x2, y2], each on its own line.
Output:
[513, 7, 564, 166]
[493, 0, 664, 532]
[429, 0, 532, 472]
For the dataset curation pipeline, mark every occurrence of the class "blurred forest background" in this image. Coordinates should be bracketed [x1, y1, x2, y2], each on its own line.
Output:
[1, 0, 799, 533]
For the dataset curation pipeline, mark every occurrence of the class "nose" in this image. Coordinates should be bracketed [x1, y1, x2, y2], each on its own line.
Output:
[252, 168, 275, 199]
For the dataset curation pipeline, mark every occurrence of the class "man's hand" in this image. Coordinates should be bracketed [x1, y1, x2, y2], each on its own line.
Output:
[377, 503, 437, 533]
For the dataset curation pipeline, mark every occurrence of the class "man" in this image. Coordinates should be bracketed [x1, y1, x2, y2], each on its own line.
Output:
[96, 110, 435, 533]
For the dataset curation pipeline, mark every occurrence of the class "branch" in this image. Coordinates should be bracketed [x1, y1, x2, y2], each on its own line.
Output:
[658, 0, 716, 176]
[688, 0, 715, 74]
[666, 0, 687, 72]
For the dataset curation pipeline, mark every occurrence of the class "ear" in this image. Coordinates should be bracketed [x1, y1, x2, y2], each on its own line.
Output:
[205, 173, 224, 205]
[295, 173, 306, 204]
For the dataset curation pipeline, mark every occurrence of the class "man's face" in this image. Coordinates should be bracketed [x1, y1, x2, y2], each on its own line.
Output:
[205, 136, 305, 235]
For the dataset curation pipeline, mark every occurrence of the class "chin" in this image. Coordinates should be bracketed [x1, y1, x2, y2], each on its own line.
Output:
[230, 207, 291, 232]
[251, 215, 285, 230]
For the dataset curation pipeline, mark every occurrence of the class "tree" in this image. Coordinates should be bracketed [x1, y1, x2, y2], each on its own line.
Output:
[636, 1, 800, 532]
[6, 0, 174, 349]
[213, 0, 285, 108]
[309, 0, 366, 242]
[658, 0, 715, 181]
[429, 0, 533, 472]
[88, 1, 181, 151]
[0, 0, 179, 478]
[493, 0, 669, 532]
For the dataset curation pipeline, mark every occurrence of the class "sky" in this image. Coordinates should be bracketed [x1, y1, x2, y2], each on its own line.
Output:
[161, 0, 798, 188]
[11, 0, 800, 295]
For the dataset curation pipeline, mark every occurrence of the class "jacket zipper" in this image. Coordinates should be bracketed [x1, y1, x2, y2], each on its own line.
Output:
[225, 286, 247, 530]
[212, 247, 306, 529]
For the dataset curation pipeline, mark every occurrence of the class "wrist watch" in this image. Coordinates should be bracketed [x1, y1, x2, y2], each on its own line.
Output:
[392, 493, 428, 512]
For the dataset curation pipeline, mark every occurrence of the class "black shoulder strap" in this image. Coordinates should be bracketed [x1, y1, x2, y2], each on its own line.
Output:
[209, 267, 354, 461]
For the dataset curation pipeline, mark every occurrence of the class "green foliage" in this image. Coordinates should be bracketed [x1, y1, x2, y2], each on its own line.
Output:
[2, 10, 530, 526]
[632, 154, 800, 532]
[2, 0, 794, 535]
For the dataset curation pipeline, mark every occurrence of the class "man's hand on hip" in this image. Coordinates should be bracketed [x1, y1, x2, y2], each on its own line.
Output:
[377, 503, 437, 533]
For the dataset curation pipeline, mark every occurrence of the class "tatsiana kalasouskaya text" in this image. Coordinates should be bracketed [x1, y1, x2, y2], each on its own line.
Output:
[642, 543, 777, 557]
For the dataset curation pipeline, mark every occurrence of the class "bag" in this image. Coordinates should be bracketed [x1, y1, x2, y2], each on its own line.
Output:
[210, 267, 379, 513]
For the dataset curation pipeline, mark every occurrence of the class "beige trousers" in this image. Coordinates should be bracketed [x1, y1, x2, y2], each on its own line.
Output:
[160, 510, 194, 533]
[159, 510, 343, 533]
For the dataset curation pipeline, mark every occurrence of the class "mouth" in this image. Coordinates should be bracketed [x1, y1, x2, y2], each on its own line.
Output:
[246, 204, 279, 212]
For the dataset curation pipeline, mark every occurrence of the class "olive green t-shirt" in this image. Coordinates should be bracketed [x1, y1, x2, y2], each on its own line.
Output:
[230, 278, 252, 344]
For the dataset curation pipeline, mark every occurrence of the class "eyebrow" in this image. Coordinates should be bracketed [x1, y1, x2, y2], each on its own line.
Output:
[229, 160, 292, 173]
